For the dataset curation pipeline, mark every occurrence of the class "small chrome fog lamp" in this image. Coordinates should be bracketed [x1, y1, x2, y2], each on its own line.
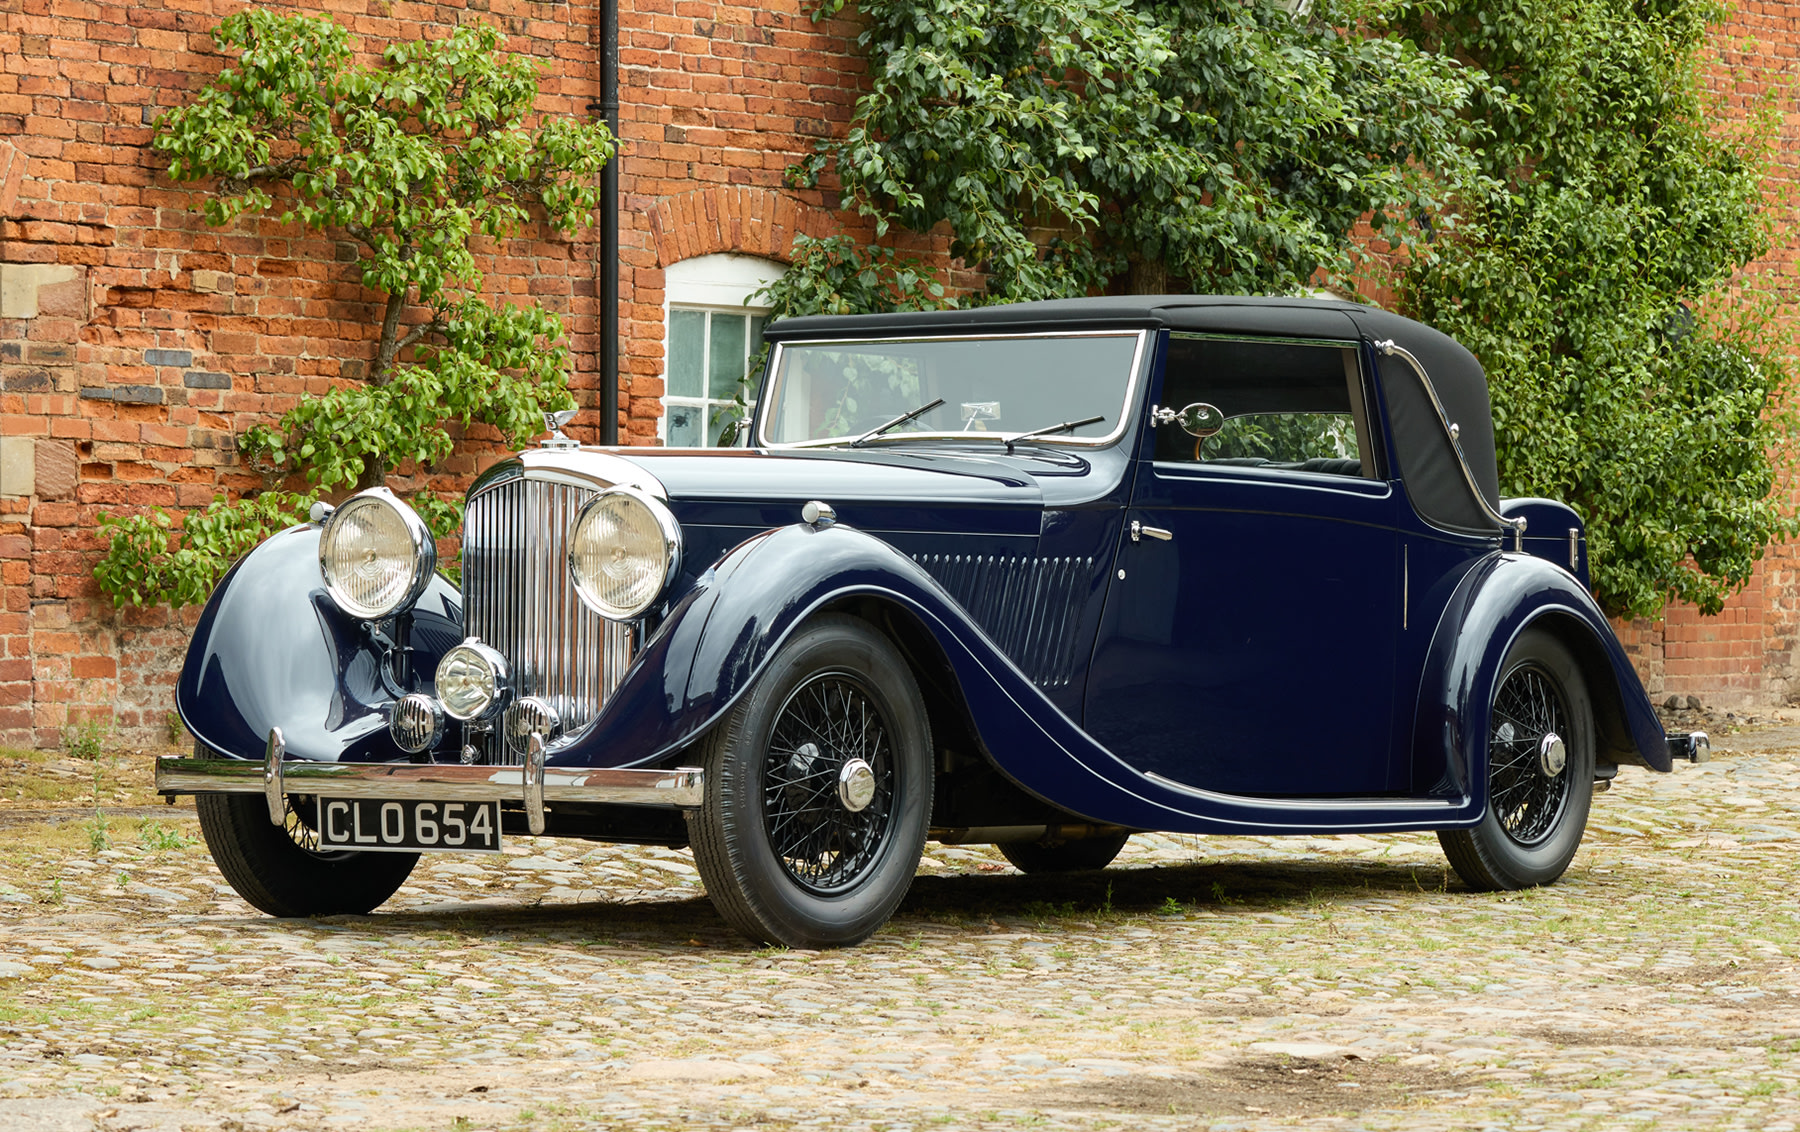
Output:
[318, 487, 436, 620]
[506, 696, 563, 755]
[390, 693, 446, 754]
[435, 638, 511, 722]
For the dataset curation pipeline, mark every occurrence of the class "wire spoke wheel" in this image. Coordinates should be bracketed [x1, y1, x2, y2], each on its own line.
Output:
[1488, 664, 1572, 847]
[282, 796, 322, 853]
[689, 614, 933, 948]
[1438, 628, 1594, 892]
[761, 673, 896, 894]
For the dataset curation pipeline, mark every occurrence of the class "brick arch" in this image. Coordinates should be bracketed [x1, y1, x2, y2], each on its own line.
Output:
[646, 186, 839, 268]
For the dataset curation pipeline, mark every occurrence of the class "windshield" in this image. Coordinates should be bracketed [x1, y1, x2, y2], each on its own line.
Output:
[756, 331, 1146, 447]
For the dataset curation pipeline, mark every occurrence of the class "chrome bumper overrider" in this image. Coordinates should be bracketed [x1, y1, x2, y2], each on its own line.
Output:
[159, 729, 704, 837]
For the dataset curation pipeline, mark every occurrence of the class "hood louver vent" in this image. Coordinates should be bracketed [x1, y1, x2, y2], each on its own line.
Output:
[913, 554, 1094, 688]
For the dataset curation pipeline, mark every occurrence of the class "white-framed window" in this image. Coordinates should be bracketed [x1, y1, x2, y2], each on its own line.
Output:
[662, 254, 786, 447]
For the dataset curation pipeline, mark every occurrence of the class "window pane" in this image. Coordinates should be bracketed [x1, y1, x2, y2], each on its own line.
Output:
[667, 402, 703, 447]
[708, 313, 747, 400]
[766, 335, 1136, 443]
[668, 309, 705, 399]
[1152, 339, 1366, 475]
[1198, 413, 1361, 471]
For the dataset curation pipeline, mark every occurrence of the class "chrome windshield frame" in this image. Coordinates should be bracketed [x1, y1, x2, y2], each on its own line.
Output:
[753, 329, 1151, 450]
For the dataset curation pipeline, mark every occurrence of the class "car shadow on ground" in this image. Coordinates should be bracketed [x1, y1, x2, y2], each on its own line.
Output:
[901, 856, 1455, 923]
[320, 856, 1456, 948]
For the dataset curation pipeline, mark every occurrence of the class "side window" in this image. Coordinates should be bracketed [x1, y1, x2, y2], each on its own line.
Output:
[1155, 336, 1377, 478]
[663, 255, 785, 447]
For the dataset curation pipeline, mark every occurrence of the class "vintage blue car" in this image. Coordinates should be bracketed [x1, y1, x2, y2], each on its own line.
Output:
[161, 296, 1709, 946]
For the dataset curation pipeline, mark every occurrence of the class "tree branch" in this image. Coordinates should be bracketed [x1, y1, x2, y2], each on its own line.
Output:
[373, 290, 407, 384]
[395, 319, 446, 355]
[225, 159, 301, 187]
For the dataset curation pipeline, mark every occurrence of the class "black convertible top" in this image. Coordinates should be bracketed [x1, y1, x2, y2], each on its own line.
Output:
[765, 295, 1499, 532]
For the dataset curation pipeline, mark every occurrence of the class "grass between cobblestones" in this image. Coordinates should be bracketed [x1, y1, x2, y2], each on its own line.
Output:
[0, 723, 1797, 1131]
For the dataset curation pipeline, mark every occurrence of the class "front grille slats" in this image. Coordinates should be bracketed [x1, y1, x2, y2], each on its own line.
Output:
[462, 475, 632, 764]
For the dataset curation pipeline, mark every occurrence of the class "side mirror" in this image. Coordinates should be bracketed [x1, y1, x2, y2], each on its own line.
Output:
[1174, 402, 1224, 438]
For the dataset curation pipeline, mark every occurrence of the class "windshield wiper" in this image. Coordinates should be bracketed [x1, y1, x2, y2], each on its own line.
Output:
[1004, 415, 1105, 454]
[849, 397, 946, 448]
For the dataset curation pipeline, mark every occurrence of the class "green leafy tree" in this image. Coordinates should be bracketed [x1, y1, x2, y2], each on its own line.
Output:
[97, 9, 613, 607]
[789, 0, 1792, 618]
[794, 0, 1489, 298]
[1395, 0, 1793, 617]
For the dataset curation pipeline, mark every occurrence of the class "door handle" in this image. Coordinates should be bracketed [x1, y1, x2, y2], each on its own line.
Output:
[1130, 520, 1173, 543]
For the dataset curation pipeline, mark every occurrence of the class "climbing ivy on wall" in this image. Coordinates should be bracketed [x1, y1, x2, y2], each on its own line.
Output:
[1395, 0, 1794, 618]
[96, 9, 613, 608]
[794, 0, 1489, 299]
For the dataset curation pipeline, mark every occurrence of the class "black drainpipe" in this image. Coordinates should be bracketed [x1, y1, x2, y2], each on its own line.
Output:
[596, 0, 620, 445]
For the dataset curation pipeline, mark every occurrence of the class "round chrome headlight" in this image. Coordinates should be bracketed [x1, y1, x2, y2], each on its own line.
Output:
[435, 639, 510, 722]
[568, 487, 681, 619]
[318, 487, 435, 620]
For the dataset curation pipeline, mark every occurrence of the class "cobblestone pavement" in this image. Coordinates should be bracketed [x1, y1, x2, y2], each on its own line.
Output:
[1, 721, 1797, 1132]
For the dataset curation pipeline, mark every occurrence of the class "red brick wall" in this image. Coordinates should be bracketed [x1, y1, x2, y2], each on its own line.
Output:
[1, 0, 1797, 747]
[0, 0, 884, 747]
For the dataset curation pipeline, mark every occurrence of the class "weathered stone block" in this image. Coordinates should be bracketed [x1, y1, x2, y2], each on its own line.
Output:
[2, 367, 51, 392]
[79, 385, 164, 405]
[33, 440, 76, 501]
[35, 279, 87, 321]
[0, 264, 81, 320]
[0, 140, 24, 217]
[143, 348, 193, 367]
[0, 437, 32, 498]
[182, 370, 230, 389]
[24, 342, 74, 365]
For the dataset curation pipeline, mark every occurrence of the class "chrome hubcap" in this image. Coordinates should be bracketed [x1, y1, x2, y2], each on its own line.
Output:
[1490, 663, 1574, 847]
[838, 758, 877, 812]
[1539, 732, 1567, 778]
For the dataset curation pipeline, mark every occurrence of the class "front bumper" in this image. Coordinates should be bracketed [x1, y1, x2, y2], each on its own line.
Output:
[158, 729, 704, 837]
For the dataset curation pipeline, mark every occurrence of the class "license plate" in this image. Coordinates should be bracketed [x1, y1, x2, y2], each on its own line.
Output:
[315, 798, 503, 854]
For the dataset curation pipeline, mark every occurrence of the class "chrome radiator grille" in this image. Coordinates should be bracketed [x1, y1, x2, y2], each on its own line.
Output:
[462, 475, 633, 764]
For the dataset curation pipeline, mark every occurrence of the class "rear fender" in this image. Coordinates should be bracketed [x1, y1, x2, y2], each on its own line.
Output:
[175, 523, 464, 763]
[1411, 551, 1668, 799]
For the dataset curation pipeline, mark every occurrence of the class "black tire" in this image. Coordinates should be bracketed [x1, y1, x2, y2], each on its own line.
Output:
[1439, 627, 1595, 891]
[194, 757, 418, 917]
[687, 614, 933, 947]
[998, 832, 1130, 874]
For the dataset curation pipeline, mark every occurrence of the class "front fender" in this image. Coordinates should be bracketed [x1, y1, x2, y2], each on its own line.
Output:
[175, 524, 464, 763]
[1412, 551, 1669, 799]
[557, 522, 951, 768]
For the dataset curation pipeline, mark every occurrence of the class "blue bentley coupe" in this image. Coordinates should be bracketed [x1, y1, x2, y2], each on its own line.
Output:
[162, 296, 1708, 946]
